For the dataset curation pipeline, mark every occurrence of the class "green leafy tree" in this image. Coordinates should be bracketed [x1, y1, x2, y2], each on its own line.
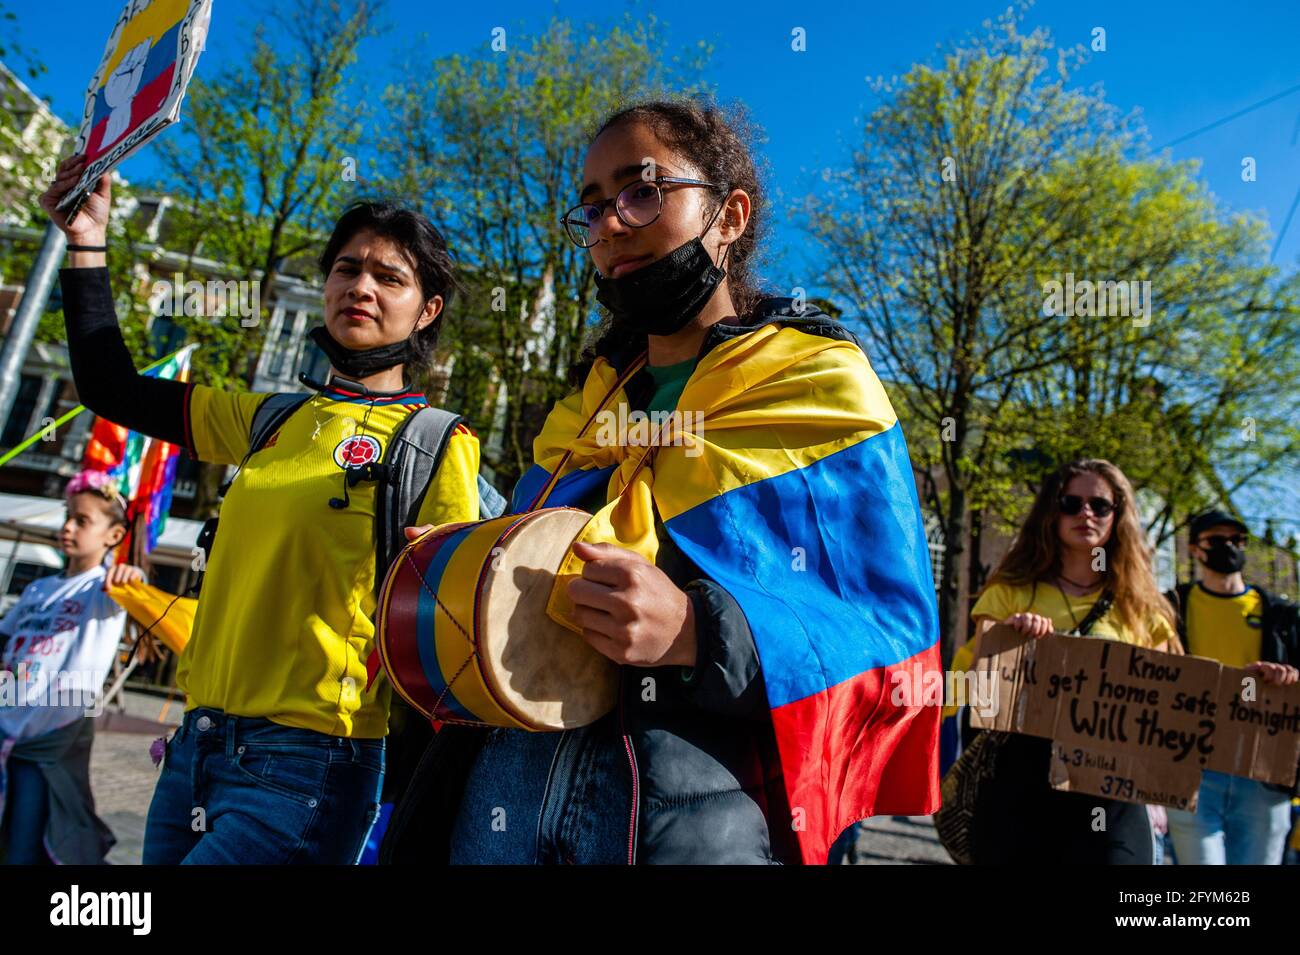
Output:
[805, 7, 1300, 662]
[149, 0, 384, 392]
[377, 14, 711, 486]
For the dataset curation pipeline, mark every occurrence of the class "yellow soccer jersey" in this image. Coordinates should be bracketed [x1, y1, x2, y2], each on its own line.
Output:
[971, 580, 1177, 649]
[177, 378, 480, 738]
[1185, 583, 1264, 669]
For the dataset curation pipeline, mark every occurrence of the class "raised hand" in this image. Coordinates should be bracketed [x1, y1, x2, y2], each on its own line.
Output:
[39, 154, 111, 245]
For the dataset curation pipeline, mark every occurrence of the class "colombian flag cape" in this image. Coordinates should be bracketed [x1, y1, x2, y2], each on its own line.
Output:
[511, 321, 942, 864]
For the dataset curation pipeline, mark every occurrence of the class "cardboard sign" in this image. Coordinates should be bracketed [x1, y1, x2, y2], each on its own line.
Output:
[971, 625, 1300, 809]
[56, 0, 212, 213]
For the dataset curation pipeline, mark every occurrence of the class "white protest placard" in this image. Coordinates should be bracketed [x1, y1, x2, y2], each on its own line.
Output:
[56, 0, 212, 214]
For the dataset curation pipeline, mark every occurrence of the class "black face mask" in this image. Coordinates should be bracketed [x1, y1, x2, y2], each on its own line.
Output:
[593, 236, 728, 337]
[308, 325, 415, 379]
[1201, 540, 1247, 575]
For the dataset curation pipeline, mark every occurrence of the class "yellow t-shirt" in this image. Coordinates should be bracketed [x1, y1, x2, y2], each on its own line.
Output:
[970, 580, 1176, 648]
[177, 380, 481, 738]
[1185, 583, 1264, 669]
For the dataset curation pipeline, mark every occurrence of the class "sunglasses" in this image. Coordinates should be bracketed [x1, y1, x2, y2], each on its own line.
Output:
[1058, 495, 1117, 518]
[560, 176, 718, 248]
[1198, 534, 1247, 548]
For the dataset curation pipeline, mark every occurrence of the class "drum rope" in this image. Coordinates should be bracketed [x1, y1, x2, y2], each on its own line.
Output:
[398, 548, 482, 719]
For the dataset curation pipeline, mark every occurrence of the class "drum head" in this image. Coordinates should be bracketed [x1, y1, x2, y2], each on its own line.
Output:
[479, 509, 619, 730]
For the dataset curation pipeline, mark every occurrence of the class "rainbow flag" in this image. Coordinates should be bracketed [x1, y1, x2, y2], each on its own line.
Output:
[512, 320, 942, 864]
[83, 344, 195, 555]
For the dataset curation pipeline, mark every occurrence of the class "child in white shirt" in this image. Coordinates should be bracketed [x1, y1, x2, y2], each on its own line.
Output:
[0, 472, 144, 864]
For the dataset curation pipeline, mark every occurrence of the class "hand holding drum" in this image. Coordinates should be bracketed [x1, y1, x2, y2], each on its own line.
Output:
[381, 509, 693, 731]
[399, 523, 697, 671]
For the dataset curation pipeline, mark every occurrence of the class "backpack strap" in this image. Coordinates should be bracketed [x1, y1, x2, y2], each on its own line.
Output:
[375, 406, 464, 589]
[196, 393, 312, 593]
[217, 392, 312, 496]
[1256, 586, 1300, 666]
[1072, 589, 1115, 636]
[249, 393, 312, 454]
[1165, 582, 1194, 645]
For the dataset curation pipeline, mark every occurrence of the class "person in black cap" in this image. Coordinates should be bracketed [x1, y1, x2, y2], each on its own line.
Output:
[1164, 508, 1299, 864]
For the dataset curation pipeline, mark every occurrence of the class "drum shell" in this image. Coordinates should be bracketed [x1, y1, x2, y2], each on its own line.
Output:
[375, 509, 618, 731]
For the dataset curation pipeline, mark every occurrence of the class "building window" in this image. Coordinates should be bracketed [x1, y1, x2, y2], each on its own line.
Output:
[267, 309, 298, 378]
[925, 512, 946, 588]
[298, 323, 330, 382]
[6, 560, 55, 596]
[0, 375, 41, 447]
[173, 453, 200, 500]
[150, 314, 188, 359]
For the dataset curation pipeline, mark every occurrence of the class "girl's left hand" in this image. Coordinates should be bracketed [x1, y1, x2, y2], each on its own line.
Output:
[104, 564, 145, 590]
[566, 540, 697, 668]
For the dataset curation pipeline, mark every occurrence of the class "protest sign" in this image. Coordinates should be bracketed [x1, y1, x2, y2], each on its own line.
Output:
[56, 0, 212, 214]
[971, 625, 1300, 809]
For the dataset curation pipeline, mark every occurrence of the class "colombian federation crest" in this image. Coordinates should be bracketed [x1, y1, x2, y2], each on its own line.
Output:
[333, 435, 382, 470]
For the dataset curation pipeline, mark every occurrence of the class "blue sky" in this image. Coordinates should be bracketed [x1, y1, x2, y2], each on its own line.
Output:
[11, 0, 1300, 276]
[8, 0, 1300, 534]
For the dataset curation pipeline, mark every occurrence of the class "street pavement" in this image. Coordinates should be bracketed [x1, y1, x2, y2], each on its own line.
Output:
[90, 691, 953, 865]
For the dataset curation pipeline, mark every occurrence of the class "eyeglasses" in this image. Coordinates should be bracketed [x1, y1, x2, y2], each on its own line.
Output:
[560, 177, 719, 248]
[1059, 495, 1117, 518]
[1198, 534, 1247, 548]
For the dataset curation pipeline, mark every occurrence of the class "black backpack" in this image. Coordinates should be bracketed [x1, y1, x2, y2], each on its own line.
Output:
[191, 389, 506, 802]
[1166, 582, 1300, 667]
[195, 391, 504, 583]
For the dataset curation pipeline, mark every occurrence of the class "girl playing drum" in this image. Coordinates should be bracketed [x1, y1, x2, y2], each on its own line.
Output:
[384, 99, 941, 865]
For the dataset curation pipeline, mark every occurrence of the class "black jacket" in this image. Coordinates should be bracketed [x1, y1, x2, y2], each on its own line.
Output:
[380, 299, 859, 865]
[1166, 580, 1300, 796]
[1165, 581, 1300, 667]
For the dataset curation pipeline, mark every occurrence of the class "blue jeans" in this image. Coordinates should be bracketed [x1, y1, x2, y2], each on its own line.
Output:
[1167, 771, 1292, 865]
[143, 707, 384, 864]
[450, 715, 631, 864]
[827, 822, 861, 864]
[2, 756, 50, 864]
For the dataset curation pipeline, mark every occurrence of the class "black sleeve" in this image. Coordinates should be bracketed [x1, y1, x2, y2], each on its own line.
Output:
[678, 578, 771, 721]
[60, 267, 193, 451]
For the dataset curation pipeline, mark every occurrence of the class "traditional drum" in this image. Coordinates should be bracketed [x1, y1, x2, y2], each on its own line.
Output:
[374, 508, 620, 731]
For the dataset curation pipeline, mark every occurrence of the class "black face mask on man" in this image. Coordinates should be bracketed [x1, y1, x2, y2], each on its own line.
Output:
[1200, 539, 1247, 575]
[308, 324, 416, 380]
[593, 200, 730, 337]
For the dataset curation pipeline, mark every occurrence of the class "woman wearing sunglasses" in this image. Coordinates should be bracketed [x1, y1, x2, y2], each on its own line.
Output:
[966, 458, 1181, 864]
[384, 99, 940, 865]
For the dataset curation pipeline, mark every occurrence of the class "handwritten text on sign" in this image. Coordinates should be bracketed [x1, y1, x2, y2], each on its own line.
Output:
[970, 626, 1300, 809]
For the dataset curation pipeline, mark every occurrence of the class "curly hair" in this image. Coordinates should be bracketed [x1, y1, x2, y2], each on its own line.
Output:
[570, 98, 770, 386]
